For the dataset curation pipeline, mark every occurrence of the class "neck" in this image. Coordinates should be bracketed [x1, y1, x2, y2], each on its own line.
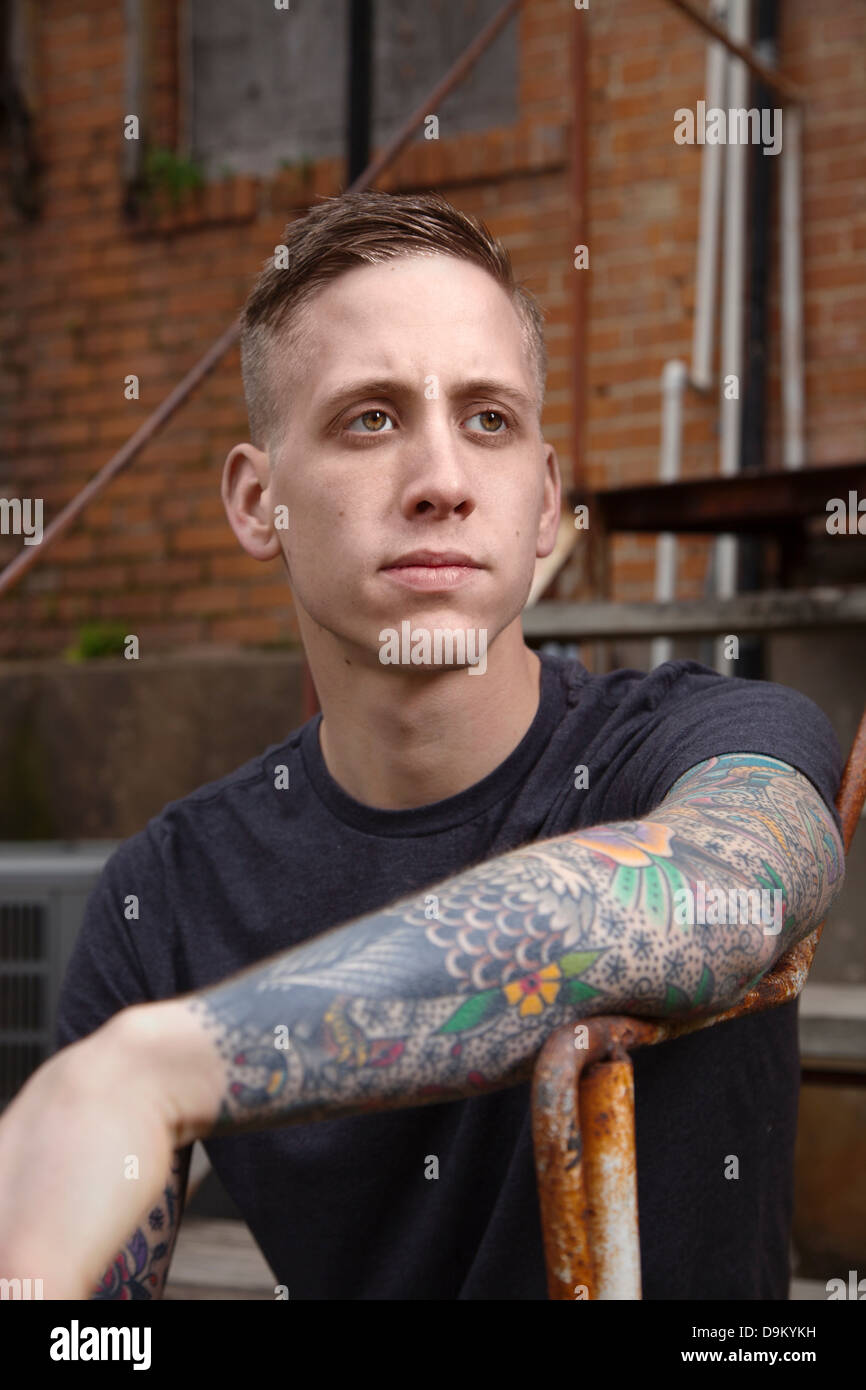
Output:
[302, 617, 542, 809]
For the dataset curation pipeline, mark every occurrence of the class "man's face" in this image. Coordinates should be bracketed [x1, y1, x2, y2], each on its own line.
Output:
[239, 253, 560, 669]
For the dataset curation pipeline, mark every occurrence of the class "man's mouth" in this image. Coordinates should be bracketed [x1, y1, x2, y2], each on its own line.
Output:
[381, 550, 484, 591]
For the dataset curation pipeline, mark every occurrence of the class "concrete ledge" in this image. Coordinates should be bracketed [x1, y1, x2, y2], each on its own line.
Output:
[799, 983, 866, 1066]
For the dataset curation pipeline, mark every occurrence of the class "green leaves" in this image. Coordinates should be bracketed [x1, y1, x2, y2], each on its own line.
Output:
[562, 978, 600, 1006]
[437, 988, 504, 1034]
[693, 964, 714, 1006]
[437, 950, 604, 1035]
[612, 864, 640, 909]
[663, 983, 691, 1013]
[642, 864, 667, 928]
[663, 964, 715, 1016]
[612, 857, 689, 930]
[559, 950, 603, 978]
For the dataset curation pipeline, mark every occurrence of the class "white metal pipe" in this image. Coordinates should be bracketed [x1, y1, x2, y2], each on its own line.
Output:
[655, 4, 727, 672]
[691, 0, 729, 391]
[652, 359, 689, 669]
[714, 0, 751, 670]
[781, 102, 805, 469]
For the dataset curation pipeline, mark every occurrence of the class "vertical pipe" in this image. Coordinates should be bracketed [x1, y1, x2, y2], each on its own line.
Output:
[571, 5, 596, 669]
[714, 0, 751, 670]
[532, 1027, 598, 1300]
[738, 0, 777, 681]
[347, 0, 373, 186]
[581, 1059, 642, 1300]
[657, 2, 726, 672]
[176, 0, 194, 161]
[4, 0, 41, 217]
[780, 103, 805, 469]
[741, 0, 776, 475]
[571, 3, 588, 494]
[122, 0, 147, 218]
[691, 0, 729, 391]
[651, 359, 688, 670]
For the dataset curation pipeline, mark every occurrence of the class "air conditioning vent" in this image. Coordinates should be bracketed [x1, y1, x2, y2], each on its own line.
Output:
[0, 902, 49, 1108]
[0, 843, 117, 1113]
[0, 901, 46, 961]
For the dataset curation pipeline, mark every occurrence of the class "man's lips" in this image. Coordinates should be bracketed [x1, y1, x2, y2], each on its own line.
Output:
[381, 551, 484, 590]
[382, 550, 482, 569]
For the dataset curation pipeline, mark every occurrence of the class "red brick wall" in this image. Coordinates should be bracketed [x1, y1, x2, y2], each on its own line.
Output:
[1, 0, 863, 654]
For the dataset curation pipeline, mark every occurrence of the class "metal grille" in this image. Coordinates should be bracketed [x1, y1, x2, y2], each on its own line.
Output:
[0, 901, 45, 962]
[0, 901, 48, 1109]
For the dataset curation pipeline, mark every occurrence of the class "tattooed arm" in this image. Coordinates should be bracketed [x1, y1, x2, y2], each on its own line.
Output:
[0, 753, 845, 1296]
[89, 1147, 191, 1300]
[141, 752, 843, 1142]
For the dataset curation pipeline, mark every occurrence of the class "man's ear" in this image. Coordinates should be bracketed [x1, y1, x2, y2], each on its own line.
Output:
[221, 442, 283, 561]
[536, 442, 563, 559]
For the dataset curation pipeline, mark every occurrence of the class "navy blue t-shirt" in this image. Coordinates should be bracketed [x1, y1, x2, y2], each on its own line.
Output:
[54, 655, 844, 1299]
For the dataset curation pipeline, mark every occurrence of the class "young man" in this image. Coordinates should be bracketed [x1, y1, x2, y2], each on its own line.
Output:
[0, 191, 846, 1301]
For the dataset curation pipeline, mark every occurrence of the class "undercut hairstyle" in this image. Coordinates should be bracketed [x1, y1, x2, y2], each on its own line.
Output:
[239, 190, 548, 452]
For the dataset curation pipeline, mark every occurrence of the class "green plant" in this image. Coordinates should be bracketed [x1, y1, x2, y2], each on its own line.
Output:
[277, 153, 314, 180]
[142, 146, 206, 208]
[63, 622, 130, 663]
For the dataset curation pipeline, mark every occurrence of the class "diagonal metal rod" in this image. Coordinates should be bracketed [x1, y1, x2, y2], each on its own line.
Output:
[661, 0, 804, 103]
[0, 0, 522, 601]
[345, 0, 521, 193]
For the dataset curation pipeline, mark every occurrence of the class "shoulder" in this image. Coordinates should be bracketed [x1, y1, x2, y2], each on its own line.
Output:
[577, 657, 836, 732]
[129, 723, 310, 852]
[564, 657, 843, 829]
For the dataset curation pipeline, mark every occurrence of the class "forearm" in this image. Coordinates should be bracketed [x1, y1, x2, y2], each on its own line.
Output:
[90, 1149, 190, 1300]
[142, 755, 844, 1149]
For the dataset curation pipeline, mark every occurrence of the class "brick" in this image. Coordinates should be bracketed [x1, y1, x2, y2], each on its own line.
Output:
[208, 552, 262, 582]
[66, 563, 130, 592]
[210, 616, 285, 646]
[172, 585, 243, 616]
[98, 592, 166, 619]
[0, 0, 860, 654]
[132, 558, 202, 587]
[173, 525, 239, 554]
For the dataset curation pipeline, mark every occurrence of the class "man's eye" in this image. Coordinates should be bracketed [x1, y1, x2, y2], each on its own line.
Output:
[466, 410, 508, 434]
[346, 409, 394, 433]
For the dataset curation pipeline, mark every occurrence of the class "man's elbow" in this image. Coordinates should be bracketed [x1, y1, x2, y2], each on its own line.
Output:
[752, 848, 846, 989]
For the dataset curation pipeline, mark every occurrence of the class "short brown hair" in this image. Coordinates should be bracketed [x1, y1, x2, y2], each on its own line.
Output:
[239, 190, 548, 451]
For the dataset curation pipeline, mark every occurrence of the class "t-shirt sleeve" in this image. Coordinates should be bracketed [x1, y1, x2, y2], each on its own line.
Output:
[617, 663, 845, 837]
[52, 823, 168, 1055]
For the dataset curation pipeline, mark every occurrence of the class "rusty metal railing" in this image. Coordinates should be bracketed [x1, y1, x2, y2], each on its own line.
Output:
[531, 702, 866, 1300]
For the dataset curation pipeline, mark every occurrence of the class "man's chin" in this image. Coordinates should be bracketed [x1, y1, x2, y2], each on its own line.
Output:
[373, 613, 502, 678]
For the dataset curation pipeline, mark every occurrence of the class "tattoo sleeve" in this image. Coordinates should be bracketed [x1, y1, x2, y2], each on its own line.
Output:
[186, 754, 844, 1137]
[90, 1147, 191, 1300]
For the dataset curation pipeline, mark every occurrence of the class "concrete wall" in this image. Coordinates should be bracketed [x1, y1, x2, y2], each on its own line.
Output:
[0, 651, 306, 840]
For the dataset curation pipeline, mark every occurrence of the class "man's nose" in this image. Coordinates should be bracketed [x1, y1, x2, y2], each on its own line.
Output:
[399, 418, 477, 519]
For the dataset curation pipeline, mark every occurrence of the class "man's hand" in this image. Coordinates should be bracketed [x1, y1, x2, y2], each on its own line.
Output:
[0, 1010, 176, 1300]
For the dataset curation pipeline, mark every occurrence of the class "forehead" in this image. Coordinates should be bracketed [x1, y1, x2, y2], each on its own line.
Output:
[277, 254, 532, 398]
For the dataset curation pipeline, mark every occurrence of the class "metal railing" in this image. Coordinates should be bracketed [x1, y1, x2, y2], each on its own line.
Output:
[531, 703, 866, 1300]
